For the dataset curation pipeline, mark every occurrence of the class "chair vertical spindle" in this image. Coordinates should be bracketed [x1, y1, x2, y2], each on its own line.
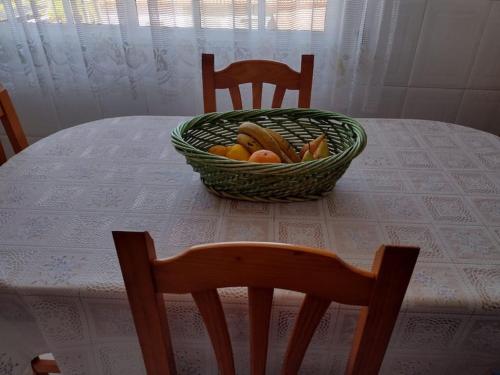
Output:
[229, 86, 243, 110]
[248, 287, 274, 375]
[271, 86, 286, 108]
[252, 82, 263, 109]
[282, 294, 330, 374]
[192, 289, 236, 375]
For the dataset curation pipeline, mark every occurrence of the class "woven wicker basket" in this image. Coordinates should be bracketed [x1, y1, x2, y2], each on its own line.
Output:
[171, 108, 367, 202]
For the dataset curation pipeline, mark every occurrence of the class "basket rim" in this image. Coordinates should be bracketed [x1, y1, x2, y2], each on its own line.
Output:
[171, 108, 367, 174]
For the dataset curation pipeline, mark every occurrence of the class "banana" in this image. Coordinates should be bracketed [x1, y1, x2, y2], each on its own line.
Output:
[301, 150, 314, 162]
[238, 122, 292, 163]
[237, 133, 263, 154]
[313, 139, 329, 159]
[265, 128, 300, 163]
[299, 133, 326, 158]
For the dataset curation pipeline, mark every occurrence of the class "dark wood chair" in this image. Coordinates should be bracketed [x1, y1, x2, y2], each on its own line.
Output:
[113, 231, 419, 375]
[0, 86, 28, 165]
[201, 53, 314, 113]
[31, 356, 60, 375]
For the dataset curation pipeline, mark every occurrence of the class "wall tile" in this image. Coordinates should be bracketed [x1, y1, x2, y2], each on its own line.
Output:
[384, 0, 427, 86]
[410, 0, 490, 88]
[457, 90, 500, 135]
[403, 88, 463, 122]
[468, 3, 500, 89]
[350, 86, 407, 118]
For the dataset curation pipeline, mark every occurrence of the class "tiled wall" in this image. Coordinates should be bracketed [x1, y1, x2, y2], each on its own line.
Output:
[352, 0, 500, 135]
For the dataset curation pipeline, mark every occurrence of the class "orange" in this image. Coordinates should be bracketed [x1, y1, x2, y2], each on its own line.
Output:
[208, 145, 228, 156]
[249, 150, 281, 163]
[226, 144, 251, 161]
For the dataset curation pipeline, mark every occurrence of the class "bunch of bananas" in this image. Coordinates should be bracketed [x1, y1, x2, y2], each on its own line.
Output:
[208, 122, 330, 163]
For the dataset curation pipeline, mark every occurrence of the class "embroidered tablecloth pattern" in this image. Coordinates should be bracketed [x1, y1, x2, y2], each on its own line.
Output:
[0, 117, 499, 374]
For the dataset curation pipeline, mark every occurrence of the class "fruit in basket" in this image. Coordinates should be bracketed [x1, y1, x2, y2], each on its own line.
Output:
[236, 133, 263, 154]
[226, 144, 251, 161]
[299, 133, 326, 158]
[313, 139, 329, 159]
[239, 122, 293, 163]
[208, 145, 228, 156]
[301, 150, 314, 162]
[264, 128, 300, 162]
[249, 150, 281, 163]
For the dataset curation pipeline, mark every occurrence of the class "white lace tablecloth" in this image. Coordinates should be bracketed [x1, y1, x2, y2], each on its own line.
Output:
[1, 116, 499, 375]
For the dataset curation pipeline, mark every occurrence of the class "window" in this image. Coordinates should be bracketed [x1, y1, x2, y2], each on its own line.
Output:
[72, 0, 119, 24]
[266, 0, 326, 31]
[0, 0, 66, 23]
[136, 0, 193, 27]
[0, 0, 327, 31]
[137, 0, 325, 30]
[0, 3, 7, 21]
[200, 0, 258, 29]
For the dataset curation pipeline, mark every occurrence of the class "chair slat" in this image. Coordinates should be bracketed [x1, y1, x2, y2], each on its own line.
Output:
[214, 61, 301, 89]
[153, 243, 375, 305]
[271, 86, 286, 108]
[345, 245, 419, 374]
[229, 86, 243, 110]
[281, 295, 330, 374]
[192, 289, 236, 375]
[252, 82, 263, 109]
[248, 287, 273, 375]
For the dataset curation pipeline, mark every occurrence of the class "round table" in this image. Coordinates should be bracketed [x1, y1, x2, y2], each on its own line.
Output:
[0, 116, 499, 375]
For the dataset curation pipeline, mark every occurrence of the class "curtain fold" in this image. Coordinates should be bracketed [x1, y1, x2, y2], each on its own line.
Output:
[0, 0, 399, 135]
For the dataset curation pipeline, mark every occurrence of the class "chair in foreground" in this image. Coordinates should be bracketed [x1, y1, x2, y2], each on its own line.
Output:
[201, 53, 314, 113]
[113, 232, 419, 374]
[0, 85, 29, 165]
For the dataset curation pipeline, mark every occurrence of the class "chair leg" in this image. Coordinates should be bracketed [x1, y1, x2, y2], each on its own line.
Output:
[31, 356, 60, 374]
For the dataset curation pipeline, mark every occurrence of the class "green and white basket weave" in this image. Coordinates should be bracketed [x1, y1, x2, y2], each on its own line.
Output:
[171, 108, 367, 202]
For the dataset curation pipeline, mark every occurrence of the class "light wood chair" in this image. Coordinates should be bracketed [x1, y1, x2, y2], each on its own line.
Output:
[0, 85, 29, 165]
[113, 232, 419, 375]
[201, 53, 314, 113]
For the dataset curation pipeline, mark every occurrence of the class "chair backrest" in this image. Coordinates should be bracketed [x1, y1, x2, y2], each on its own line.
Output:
[0, 86, 28, 165]
[113, 232, 419, 375]
[201, 54, 314, 113]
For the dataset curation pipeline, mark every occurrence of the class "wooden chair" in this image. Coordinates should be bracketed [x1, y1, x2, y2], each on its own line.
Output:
[0, 85, 29, 165]
[4, 86, 44, 373]
[31, 355, 60, 375]
[201, 53, 314, 113]
[113, 232, 419, 375]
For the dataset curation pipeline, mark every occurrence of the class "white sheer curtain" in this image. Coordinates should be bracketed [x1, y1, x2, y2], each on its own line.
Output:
[0, 0, 399, 135]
